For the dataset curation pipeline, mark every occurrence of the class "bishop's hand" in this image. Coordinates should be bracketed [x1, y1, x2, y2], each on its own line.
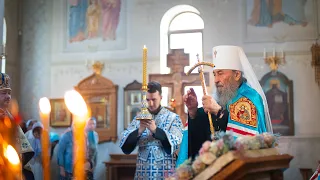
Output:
[183, 88, 198, 118]
[202, 95, 221, 115]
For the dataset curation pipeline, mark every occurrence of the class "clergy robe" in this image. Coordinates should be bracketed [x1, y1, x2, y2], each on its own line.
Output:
[175, 122, 188, 168]
[119, 107, 183, 180]
[188, 82, 267, 160]
[5, 110, 35, 180]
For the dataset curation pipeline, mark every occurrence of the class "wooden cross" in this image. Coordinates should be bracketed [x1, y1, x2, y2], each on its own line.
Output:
[149, 49, 210, 125]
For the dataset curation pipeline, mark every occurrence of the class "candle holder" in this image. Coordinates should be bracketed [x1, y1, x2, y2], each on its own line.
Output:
[135, 88, 153, 121]
[136, 46, 152, 121]
[263, 49, 286, 72]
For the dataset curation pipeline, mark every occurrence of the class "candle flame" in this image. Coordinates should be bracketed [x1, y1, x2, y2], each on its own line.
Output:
[143, 45, 146, 49]
[39, 97, 51, 114]
[64, 90, 88, 117]
[4, 145, 20, 165]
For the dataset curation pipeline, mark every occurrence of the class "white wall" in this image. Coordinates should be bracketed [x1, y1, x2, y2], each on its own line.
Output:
[18, 0, 320, 179]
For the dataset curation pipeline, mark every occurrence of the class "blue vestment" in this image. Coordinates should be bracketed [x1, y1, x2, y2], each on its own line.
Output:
[119, 107, 183, 179]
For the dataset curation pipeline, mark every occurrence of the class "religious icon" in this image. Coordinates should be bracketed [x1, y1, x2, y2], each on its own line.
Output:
[50, 99, 72, 127]
[244, 0, 317, 42]
[260, 71, 294, 135]
[67, 0, 122, 43]
[124, 80, 142, 129]
[130, 93, 141, 105]
[237, 105, 250, 120]
[229, 97, 257, 127]
[87, 96, 110, 128]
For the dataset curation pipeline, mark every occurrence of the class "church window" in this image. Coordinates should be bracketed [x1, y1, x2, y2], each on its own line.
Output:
[160, 5, 205, 110]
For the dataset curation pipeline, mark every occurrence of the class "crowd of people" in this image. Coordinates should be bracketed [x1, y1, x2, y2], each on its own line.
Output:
[19, 117, 99, 180]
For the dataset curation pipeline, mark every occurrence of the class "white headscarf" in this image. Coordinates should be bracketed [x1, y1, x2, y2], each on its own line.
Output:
[212, 45, 273, 133]
[32, 122, 44, 131]
[26, 119, 36, 128]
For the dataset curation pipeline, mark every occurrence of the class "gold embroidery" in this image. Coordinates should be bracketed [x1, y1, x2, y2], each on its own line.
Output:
[229, 97, 257, 127]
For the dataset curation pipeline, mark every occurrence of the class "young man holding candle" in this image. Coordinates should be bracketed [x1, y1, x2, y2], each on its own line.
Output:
[119, 81, 183, 179]
[0, 73, 35, 180]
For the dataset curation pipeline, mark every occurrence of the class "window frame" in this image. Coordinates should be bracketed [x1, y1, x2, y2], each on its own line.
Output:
[167, 12, 204, 59]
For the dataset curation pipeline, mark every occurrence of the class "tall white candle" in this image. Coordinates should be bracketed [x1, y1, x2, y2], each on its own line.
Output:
[39, 97, 51, 180]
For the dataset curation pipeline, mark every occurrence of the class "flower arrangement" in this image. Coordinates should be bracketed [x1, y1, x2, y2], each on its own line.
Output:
[167, 132, 279, 180]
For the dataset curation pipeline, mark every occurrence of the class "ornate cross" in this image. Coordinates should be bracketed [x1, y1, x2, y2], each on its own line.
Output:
[149, 49, 209, 124]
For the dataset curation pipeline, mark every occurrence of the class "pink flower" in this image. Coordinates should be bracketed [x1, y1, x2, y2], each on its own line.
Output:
[199, 152, 217, 165]
[199, 141, 211, 155]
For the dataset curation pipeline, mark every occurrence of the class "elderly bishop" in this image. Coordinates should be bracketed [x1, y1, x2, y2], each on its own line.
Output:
[185, 46, 273, 160]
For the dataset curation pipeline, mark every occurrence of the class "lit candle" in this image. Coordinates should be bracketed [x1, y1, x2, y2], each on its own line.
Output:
[4, 144, 21, 179]
[39, 97, 51, 180]
[273, 48, 275, 57]
[263, 48, 266, 58]
[64, 90, 88, 180]
[143, 45, 147, 86]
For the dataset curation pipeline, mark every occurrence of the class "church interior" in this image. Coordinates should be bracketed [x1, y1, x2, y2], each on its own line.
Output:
[1, 0, 320, 179]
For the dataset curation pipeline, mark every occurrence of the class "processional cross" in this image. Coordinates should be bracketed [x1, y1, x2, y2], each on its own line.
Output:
[149, 49, 209, 125]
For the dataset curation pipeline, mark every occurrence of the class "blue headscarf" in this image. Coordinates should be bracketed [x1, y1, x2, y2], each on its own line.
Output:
[31, 122, 43, 157]
[50, 132, 60, 143]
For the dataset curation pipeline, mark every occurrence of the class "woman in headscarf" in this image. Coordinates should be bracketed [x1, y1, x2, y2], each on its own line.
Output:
[25, 119, 38, 139]
[50, 132, 60, 179]
[85, 117, 99, 180]
[27, 122, 44, 180]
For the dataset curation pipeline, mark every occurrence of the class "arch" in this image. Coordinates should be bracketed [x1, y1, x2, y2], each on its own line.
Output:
[169, 12, 204, 31]
[160, 5, 201, 74]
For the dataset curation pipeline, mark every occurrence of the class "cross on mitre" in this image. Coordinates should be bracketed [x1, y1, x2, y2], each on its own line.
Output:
[214, 50, 217, 58]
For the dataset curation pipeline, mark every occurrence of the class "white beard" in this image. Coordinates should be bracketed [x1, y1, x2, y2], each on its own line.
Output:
[214, 84, 239, 108]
